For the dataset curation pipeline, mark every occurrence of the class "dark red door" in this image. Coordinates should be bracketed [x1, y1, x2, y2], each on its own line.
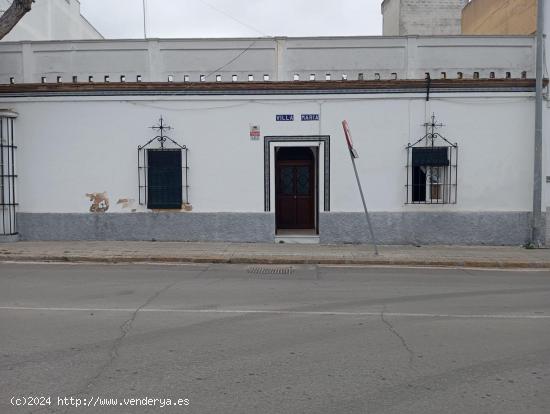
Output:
[276, 148, 315, 230]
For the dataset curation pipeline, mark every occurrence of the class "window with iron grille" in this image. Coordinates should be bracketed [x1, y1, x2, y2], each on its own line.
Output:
[406, 114, 457, 204]
[146, 149, 183, 209]
[138, 118, 189, 209]
[0, 115, 17, 236]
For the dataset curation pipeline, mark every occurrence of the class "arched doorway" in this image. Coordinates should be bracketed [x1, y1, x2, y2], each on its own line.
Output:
[275, 147, 316, 233]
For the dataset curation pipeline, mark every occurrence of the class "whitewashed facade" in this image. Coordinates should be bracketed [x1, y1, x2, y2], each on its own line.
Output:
[0, 35, 548, 245]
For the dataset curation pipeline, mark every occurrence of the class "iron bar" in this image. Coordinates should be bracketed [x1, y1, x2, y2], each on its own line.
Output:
[9, 118, 14, 234]
[406, 145, 410, 204]
[453, 145, 458, 204]
[137, 147, 141, 205]
[1, 117, 5, 235]
[184, 149, 189, 204]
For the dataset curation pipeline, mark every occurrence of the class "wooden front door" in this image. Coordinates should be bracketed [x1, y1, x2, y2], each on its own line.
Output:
[276, 148, 315, 230]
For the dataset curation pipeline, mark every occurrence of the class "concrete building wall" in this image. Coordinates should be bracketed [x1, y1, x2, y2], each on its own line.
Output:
[0, 0, 102, 41]
[0, 36, 537, 85]
[462, 0, 537, 35]
[382, 0, 468, 36]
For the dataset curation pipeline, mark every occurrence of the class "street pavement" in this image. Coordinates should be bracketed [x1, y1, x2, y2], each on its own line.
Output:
[1, 241, 550, 268]
[0, 262, 549, 413]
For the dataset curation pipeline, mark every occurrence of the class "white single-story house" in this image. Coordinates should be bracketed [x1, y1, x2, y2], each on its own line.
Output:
[0, 35, 548, 244]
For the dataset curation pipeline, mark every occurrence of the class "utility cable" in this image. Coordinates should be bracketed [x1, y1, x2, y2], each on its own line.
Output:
[196, 0, 270, 37]
[204, 40, 259, 79]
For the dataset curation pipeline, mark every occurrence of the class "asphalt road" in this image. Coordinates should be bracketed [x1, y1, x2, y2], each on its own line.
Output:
[0, 263, 549, 414]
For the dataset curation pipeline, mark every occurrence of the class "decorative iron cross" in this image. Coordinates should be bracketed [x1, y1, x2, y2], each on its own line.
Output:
[150, 117, 173, 149]
[423, 113, 444, 146]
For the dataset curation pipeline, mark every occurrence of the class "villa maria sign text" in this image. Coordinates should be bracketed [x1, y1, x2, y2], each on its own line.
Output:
[276, 114, 320, 122]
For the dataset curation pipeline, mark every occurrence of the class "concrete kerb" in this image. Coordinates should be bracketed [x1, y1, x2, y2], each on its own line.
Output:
[0, 254, 549, 269]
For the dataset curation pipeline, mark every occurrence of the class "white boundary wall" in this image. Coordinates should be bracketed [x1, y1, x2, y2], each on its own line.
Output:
[0, 36, 536, 84]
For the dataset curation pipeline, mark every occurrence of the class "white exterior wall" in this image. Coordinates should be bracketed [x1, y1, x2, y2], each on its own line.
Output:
[0, 92, 534, 215]
[0, 36, 536, 84]
[0, 0, 102, 42]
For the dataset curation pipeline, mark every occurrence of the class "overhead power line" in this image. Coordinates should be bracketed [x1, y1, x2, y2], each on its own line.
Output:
[197, 0, 270, 37]
[204, 40, 258, 79]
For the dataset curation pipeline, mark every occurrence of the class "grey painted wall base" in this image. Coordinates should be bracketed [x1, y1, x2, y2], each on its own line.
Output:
[320, 211, 545, 246]
[0, 234, 20, 243]
[15, 211, 545, 245]
[17, 213, 275, 242]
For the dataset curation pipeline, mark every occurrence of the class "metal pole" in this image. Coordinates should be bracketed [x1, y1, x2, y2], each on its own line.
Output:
[142, 0, 148, 39]
[532, 0, 545, 246]
[350, 153, 379, 255]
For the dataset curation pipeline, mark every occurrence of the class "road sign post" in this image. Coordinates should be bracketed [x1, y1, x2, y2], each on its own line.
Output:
[342, 120, 379, 255]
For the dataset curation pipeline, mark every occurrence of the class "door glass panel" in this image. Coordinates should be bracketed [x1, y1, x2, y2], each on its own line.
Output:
[280, 166, 294, 195]
[296, 166, 310, 195]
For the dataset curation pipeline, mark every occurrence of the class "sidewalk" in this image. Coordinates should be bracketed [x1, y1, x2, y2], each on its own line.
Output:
[0, 241, 549, 268]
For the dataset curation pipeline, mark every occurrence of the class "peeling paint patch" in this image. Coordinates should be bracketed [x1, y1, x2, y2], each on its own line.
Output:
[86, 192, 110, 213]
[117, 198, 136, 209]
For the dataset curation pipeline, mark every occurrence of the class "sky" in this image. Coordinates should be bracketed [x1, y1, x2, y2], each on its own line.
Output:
[79, 0, 383, 39]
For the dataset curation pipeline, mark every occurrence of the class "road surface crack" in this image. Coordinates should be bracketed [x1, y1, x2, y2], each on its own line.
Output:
[74, 282, 176, 395]
[63, 266, 210, 410]
[380, 306, 416, 366]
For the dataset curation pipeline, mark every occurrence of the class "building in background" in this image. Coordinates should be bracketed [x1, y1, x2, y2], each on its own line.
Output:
[462, 0, 537, 35]
[0, 0, 102, 41]
[381, 0, 468, 36]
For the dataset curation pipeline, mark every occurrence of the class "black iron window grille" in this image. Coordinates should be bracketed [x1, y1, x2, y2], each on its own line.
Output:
[406, 114, 458, 204]
[138, 117, 189, 209]
[0, 114, 17, 236]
